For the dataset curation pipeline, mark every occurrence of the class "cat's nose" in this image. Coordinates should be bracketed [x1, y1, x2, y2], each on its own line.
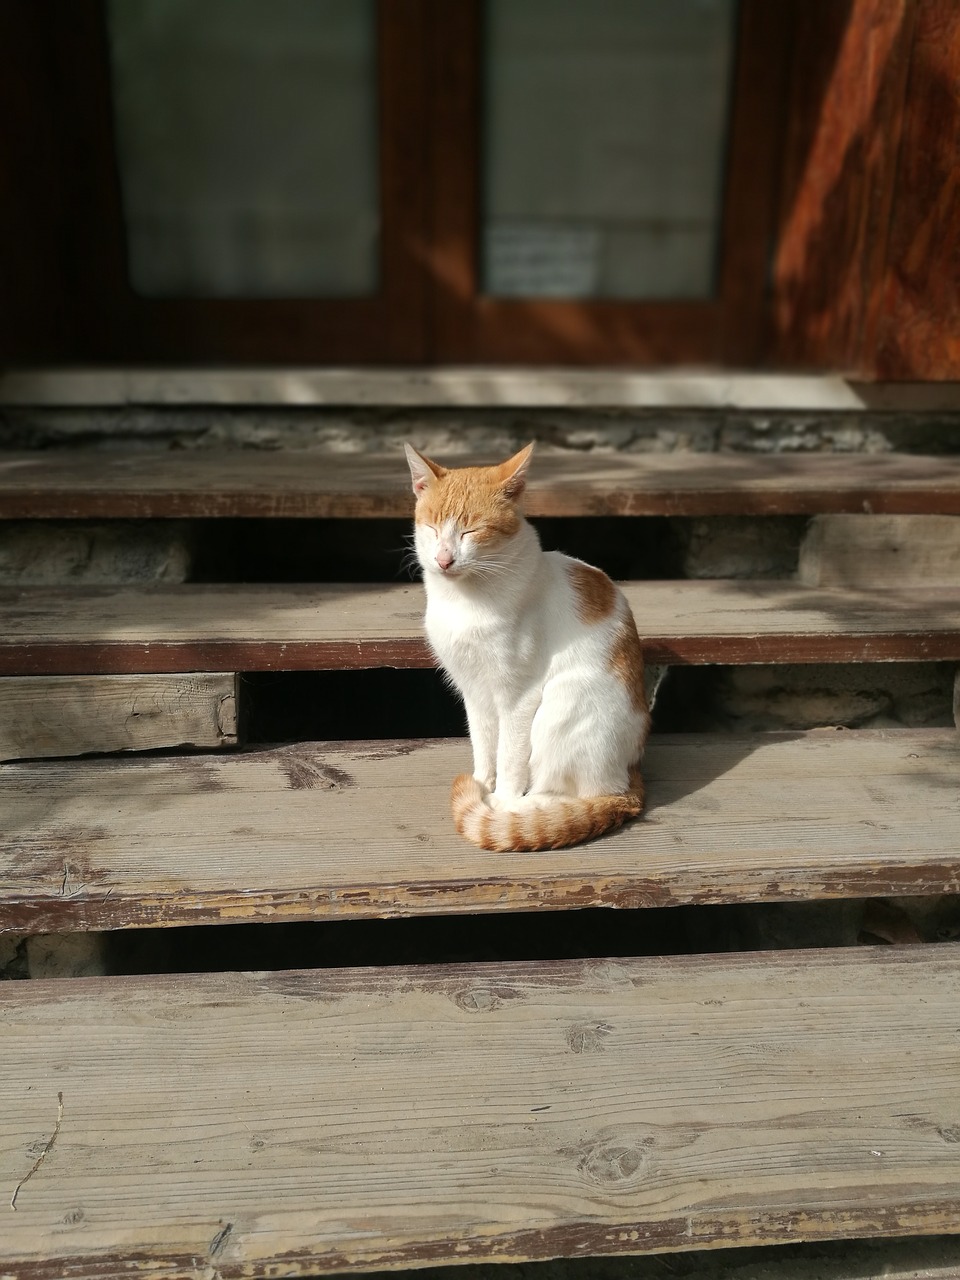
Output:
[436, 549, 455, 571]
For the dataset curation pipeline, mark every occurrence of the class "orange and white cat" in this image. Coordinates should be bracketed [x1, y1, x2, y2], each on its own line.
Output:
[405, 442, 650, 851]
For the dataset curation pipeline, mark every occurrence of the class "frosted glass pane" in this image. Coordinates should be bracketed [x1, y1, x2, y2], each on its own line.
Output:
[483, 0, 737, 299]
[107, 0, 378, 298]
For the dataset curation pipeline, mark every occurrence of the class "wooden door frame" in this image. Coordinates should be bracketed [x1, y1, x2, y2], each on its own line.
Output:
[426, 0, 794, 366]
[30, 0, 433, 365]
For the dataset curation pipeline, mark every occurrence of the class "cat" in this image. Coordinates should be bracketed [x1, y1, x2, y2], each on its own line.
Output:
[404, 441, 650, 852]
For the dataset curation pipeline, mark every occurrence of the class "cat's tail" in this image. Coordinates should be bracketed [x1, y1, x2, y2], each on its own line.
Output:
[450, 769, 644, 852]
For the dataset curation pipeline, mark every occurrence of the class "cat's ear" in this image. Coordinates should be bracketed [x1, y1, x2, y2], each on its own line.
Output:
[404, 443, 446, 496]
[497, 442, 535, 500]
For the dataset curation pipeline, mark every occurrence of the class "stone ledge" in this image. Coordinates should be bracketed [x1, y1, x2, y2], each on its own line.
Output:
[4, 367, 960, 411]
[4, 405, 960, 456]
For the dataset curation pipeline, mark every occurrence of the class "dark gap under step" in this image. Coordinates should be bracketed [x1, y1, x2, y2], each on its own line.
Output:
[242, 668, 465, 742]
[241, 661, 958, 745]
[189, 516, 685, 583]
[100, 897, 960, 980]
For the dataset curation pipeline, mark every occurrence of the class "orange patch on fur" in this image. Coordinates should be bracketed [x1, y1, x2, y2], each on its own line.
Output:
[608, 616, 648, 715]
[479, 808, 497, 850]
[508, 812, 525, 849]
[628, 764, 645, 812]
[417, 465, 523, 540]
[567, 561, 617, 624]
[451, 773, 478, 808]
[532, 807, 551, 849]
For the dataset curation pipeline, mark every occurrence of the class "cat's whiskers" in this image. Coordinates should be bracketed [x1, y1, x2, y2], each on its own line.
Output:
[464, 556, 512, 579]
[397, 536, 422, 580]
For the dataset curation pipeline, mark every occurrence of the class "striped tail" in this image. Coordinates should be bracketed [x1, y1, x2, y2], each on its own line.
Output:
[450, 769, 644, 852]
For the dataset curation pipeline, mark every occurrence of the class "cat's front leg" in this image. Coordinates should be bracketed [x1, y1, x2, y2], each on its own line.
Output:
[463, 693, 498, 791]
[492, 693, 539, 803]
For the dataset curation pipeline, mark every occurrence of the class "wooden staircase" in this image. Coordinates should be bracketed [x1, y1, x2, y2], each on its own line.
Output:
[2, 444, 960, 1278]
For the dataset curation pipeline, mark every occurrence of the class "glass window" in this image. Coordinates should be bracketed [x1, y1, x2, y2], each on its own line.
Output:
[106, 0, 379, 298]
[483, 0, 737, 299]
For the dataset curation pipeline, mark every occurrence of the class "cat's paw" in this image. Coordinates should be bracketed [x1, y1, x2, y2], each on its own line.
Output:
[490, 786, 523, 810]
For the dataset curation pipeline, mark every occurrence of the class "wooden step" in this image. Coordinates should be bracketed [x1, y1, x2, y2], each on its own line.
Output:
[3, 946, 960, 1276]
[3, 729, 958, 934]
[0, 673, 238, 761]
[4, 580, 960, 676]
[3, 448, 960, 518]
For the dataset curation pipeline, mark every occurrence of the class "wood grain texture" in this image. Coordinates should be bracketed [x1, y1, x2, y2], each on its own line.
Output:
[0, 673, 237, 761]
[2, 580, 960, 676]
[1, 729, 958, 933]
[3, 947, 960, 1277]
[771, 0, 915, 371]
[3, 449, 960, 519]
[876, 0, 960, 377]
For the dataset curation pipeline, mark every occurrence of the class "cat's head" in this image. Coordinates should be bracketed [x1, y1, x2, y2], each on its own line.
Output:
[404, 443, 534, 579]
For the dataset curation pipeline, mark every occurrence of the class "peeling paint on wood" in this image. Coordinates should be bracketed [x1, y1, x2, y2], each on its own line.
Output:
[1, 730, 959, 932]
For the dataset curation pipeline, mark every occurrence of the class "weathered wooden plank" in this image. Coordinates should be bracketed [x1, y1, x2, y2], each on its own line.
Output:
[2, 448, 960, 517]
[799, 515, 960, 587]
[0, 582, 425, 674]
[2, 947, 960, 1278]
[0, 673, 237, 760]
[1, 730, 958, 933]
[2, 580, 960, 676]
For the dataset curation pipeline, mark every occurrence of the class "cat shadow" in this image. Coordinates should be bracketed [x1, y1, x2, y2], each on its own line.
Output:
[638, 729, 809, 817]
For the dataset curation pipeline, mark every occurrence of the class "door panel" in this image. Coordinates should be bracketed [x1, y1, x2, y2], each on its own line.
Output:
[430, 0, 790, 365]
[39, 0, 430, 363]
[482, 0, 737, 302]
